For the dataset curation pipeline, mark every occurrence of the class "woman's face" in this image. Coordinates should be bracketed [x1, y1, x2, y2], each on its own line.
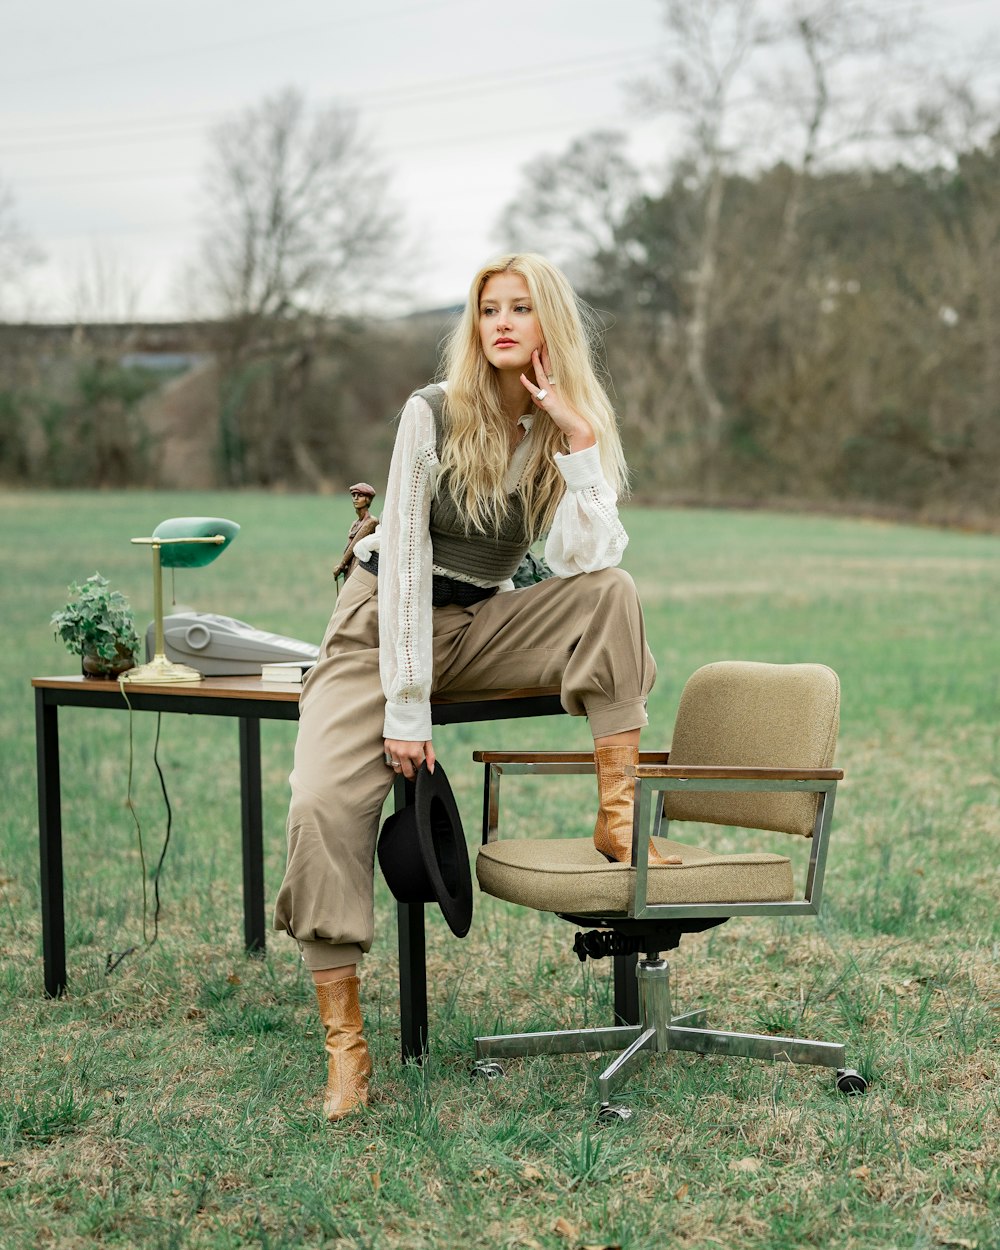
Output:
[478, 272, 544, 373]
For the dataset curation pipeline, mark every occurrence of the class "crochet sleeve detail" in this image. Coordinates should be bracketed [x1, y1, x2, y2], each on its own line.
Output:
[545, 444, 629, 575]
[378, 393, 439, 742]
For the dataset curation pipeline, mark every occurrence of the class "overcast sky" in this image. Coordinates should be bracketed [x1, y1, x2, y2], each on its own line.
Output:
[1, 0, 997, 322]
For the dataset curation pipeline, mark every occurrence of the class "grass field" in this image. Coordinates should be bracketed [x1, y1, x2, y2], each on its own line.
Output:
[1, 490, 998, 1250]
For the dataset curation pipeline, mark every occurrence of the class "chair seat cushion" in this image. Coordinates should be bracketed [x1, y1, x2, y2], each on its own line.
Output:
[476, 837, 793, 914]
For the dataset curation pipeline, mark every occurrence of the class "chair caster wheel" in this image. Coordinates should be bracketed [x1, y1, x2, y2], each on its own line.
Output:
[471, 1060, 505, 1082]
[597, 1104, 632, 1124]
[836, 1067, 868, 1095]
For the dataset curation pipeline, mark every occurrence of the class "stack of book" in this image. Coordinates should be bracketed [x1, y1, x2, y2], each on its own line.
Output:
[260, 660, 317, 684]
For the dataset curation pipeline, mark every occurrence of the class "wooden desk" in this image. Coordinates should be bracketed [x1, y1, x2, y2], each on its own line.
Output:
[32, 674, 565, 1058]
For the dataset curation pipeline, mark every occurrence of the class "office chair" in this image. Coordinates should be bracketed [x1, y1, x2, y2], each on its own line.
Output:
[472, 661, 867, 1120]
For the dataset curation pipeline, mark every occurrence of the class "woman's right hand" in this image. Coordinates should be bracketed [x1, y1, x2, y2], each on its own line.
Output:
[384, 738, 435, 781]
[521, 347, 595, 453]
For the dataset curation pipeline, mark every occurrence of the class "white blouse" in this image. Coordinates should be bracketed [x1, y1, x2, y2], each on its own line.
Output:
[353, 387, 629, 742]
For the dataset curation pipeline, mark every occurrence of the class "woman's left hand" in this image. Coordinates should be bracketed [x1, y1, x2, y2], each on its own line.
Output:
[384, 737, 435, 782]
[520, 348, 595, 453]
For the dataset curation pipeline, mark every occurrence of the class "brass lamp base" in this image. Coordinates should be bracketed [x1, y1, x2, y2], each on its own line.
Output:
[122, 654, 204, 684]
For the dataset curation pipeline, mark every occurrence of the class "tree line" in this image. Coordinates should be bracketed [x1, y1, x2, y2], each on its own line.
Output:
[555, 137, 999, 520]
[0, 0, 997, 523]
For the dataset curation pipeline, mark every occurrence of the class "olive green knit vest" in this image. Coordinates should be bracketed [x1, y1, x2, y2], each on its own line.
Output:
[414, 384, 534, 582]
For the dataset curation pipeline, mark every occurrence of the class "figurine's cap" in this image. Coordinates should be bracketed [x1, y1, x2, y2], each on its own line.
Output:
[349, 482, 376, 499]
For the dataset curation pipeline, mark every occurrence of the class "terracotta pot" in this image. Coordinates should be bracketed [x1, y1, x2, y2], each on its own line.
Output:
[81, 644, 136, 680]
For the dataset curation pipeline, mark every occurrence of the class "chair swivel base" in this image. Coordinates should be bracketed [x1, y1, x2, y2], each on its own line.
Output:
[474, 955, 852, 1111]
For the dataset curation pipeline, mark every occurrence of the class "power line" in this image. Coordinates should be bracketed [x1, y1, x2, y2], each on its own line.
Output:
[0, 47, 656, 156]
[13, 108, 635, 189]
[3, 1, 995, 147]
[40, 221, 197, 240]
[6, 5, 994, 178]
[3, 44, 648, 140]
[0, 0, 472, 88]
[12, 38, 998, 189]
[6, 0, 996, 97]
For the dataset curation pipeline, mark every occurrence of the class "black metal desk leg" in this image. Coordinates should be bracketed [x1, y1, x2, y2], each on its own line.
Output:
[238, 717, 266, 955]
[394, 775, 428, 1061]
[35, 690, 66, 997]
[397, 901, 428, 1061]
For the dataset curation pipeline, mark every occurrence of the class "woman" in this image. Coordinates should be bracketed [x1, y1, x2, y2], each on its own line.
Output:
[274, 253, 670, 1122]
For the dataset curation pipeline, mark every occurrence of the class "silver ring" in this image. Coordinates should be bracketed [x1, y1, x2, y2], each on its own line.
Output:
[391, 760, 401, 769]
[547, 375, 556, 384]
[535, 388, 548, 402]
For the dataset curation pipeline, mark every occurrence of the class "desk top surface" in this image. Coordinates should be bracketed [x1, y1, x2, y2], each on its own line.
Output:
[33, 673, 305, 702]
[32, 674, 562, 708]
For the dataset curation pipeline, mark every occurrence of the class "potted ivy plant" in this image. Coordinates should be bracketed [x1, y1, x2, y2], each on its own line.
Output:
[51, 572, 141, 678]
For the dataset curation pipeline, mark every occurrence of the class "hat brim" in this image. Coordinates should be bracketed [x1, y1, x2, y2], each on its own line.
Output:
[414, 764, 472, 938]
[377, 762, 473, 939]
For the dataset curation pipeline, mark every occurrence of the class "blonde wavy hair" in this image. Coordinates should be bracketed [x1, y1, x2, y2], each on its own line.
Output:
[437, 253, 628, 538]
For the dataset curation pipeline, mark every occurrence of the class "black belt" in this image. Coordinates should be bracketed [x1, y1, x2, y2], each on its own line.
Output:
[358, 552, 499, 608]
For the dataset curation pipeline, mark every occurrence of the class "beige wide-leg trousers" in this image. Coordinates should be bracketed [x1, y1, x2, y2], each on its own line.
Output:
[274, 564, 656, 970]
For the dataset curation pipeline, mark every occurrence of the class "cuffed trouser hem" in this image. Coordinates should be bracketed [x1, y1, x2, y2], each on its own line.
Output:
[587, 696, 649, 740]
[299, 940, 365, 972]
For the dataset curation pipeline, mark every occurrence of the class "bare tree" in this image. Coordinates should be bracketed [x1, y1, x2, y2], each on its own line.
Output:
[625, 0, 936, 488]
[189, 88, 408, 487]
[497, 131, 641, 284]
[66, 245, 144, 325]
[753, 2, 927, 264]
[195, 87, 405, 325]
[633, 0, 768, 482]
[0, 179, 43, 318]
[892, 76, 1000, 167]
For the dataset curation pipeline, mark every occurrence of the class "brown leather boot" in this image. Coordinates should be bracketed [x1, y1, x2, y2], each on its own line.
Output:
[593, 745, 681, 866]
[315, 976, 371, 1121]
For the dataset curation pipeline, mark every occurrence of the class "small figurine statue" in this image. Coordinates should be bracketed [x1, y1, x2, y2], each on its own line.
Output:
[333, 482, 378, 587]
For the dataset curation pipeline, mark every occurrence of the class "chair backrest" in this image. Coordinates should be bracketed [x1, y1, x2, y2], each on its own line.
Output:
[663, 661, 840, 837]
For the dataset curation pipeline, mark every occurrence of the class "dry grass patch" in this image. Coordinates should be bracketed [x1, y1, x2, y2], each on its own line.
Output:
[2, 496, 999, 1249]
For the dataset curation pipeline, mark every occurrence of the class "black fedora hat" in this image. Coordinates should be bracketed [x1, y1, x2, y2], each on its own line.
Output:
[377, 762, 473, 938]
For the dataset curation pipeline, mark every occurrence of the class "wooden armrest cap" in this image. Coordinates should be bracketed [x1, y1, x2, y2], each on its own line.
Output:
[630, 764, 843, 780]
[473, 750, 672, 764]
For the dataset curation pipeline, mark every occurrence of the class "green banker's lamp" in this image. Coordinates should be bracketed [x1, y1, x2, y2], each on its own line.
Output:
[124, 516, 240, 684]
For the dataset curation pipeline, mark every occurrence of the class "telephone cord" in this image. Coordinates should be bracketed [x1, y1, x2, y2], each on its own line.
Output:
[106, 677, 174, 973]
